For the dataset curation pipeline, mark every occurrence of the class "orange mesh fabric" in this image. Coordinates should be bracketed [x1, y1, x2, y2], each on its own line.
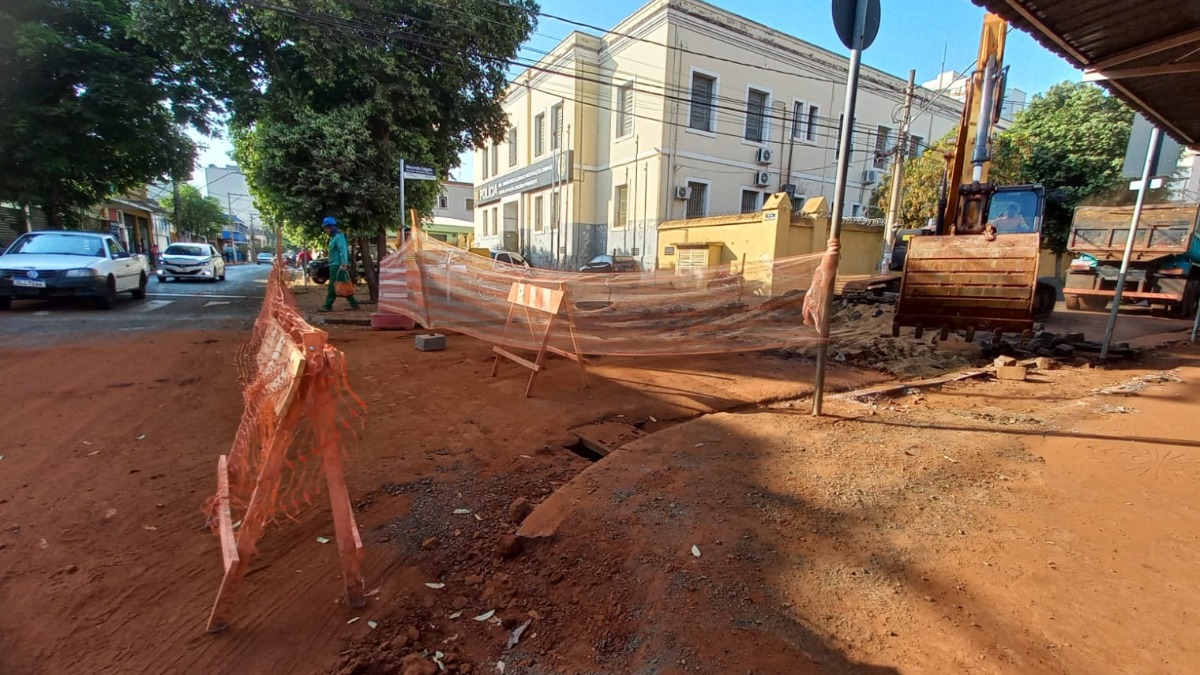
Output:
[379, 231, 837, 356]
[207, 264, 364, 533]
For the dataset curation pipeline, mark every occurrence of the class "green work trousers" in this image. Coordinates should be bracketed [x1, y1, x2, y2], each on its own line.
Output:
[323, 267, 360, 310]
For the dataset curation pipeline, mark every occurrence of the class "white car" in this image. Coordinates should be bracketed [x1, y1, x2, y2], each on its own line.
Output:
[0, 231, 148, 310]
[157, 242, 226, 282]
[256, 251, 275, 265]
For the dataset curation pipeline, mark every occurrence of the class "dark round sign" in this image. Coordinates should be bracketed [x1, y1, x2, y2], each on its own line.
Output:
[832, 0, 881, 51]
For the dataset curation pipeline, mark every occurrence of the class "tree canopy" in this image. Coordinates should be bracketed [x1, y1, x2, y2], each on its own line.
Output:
[160, 184, 226, 241]
[0, 0, 215, 227]
[136, 0, 538, 298]
[872, 82, 1140, 254]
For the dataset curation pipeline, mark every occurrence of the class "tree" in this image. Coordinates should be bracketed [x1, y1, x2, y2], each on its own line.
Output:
[161, 184, 225, 241]
[0, 0, 214, 227]
[999, 81, 1134, 255]
[136, 0, 538, 300]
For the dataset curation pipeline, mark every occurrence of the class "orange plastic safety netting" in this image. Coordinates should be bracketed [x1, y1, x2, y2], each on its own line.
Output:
[207, 264, 364, 531]
[379, 231, 840, 356]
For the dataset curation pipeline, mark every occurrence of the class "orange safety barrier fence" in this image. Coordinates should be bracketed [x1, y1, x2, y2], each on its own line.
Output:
[204, 263, 366, 632]
[379, 231, 839, 357]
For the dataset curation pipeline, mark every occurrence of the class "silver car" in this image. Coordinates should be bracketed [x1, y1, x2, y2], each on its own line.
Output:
[157, 243, 226, 282]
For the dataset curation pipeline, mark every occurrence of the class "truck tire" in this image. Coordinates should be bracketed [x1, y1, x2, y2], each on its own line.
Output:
[1080, 296, 1108, 311]
[1065, 294, 1082, 310]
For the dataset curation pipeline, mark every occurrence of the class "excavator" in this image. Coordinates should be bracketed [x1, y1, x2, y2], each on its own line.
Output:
[883, 13, 1057, 342]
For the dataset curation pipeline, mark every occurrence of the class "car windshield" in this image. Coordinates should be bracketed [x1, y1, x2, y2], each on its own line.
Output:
[587, 256, 612, 265]
[164, 244, 208, 257]
[6, 233, 105, 257]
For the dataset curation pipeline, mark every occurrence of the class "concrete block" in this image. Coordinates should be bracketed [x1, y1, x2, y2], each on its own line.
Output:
[996, 365, 1027, 381]
[993, 355, 1018, 368]
[371, 311, 415, 331]
[415, 333, 446, 351]
[1034, 357, 1057, 371]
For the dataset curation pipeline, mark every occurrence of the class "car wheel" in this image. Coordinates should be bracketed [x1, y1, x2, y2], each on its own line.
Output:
[0, 297, 10, 311]
[219, 270, 226, 281]
[131, 273, 147, 300]
[158, 275, 171, 283]
[95, 277, 118, 310]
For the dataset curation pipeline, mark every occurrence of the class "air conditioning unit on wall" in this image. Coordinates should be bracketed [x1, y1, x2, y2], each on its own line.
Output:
[674, 186, 692, 200]
[754, 171, 770, 187]
[755, 148, 772, 164]
[862, 168, 883, 184]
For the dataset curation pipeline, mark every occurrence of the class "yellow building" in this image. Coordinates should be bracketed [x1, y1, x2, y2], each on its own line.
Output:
[472, 0, 960, 271]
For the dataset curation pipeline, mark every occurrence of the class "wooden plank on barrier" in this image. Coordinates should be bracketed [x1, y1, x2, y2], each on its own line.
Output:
[490, 282, 587, 397]
[215, 455, 238, 574]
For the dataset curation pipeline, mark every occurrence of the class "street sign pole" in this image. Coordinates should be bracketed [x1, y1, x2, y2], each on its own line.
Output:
[398, 159, 406, 247]
[813, 0, 879, 416]
[1100, 125, 1161, 362]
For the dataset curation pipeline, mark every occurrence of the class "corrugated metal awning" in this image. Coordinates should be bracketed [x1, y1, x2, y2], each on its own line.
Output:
[973, 0, 1200, 148]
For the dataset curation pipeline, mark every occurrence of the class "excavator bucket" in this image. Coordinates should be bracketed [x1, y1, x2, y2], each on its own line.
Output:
[894, 233, 1041, 337]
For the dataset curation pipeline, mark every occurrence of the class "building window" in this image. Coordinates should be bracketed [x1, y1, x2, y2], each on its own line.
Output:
[834, 114, 855, 159]
[491, 144, 499, 176]
[806, 105, 819, 142]
[617, 83, 634, 137]
[551, 103, 563, 150]
[534, 113, 545, 156]
[492, 207, 499, 236]
[551, 191, 560, 229]
[482, 146, 490, 180]
[534, 195, 544, 232]
[685, 181, 707, 219]
[851, 203, 862, 217]
[744, 88, 768, 143]
[614, 185, 629, 229]
[740, 190, 761, 214]
[689, 73, 715, 132]
[791, 101, 805, 140]
[909, 134, 923, 158]
[481, 210, 489, 236]
[874, 125, 891, 169]
[438, 195, 449, 209]
[466, 198, 475, 211]
[508, 127, 518, 166]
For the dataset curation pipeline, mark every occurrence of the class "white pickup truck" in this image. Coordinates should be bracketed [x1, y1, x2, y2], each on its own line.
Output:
[0, 230, 150, 310]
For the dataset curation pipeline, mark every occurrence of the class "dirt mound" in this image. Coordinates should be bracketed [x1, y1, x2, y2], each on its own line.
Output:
[778, 302, 979, 378]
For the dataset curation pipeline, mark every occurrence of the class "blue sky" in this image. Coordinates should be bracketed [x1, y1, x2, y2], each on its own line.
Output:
[189, 0, 1081, 186]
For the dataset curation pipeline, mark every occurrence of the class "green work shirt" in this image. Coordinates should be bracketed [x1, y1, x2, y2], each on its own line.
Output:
[328, 231, 349, 268]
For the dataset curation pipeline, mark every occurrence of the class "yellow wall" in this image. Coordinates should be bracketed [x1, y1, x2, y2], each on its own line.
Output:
[657, 193, 885, 287]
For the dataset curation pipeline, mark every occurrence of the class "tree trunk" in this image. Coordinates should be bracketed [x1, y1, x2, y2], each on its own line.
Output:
[376, 229, 388, 266]
[357, 236, 379, 303]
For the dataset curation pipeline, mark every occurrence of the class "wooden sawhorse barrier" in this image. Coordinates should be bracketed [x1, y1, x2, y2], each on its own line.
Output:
[491, 281, 588, 397]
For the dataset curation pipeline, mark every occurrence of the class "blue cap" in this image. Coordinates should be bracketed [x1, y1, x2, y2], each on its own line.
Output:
[322, 216, 338, 226]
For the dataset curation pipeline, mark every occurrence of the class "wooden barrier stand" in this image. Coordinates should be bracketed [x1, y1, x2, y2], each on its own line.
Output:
[206, 328, 364, 632]
[490, 282, 588, 397]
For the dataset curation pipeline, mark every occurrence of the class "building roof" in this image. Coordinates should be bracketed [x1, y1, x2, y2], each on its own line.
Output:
[973, 0, 1200, 149]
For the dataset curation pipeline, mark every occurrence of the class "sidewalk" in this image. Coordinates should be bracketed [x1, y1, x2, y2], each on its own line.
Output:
[290, 276, 375, 325]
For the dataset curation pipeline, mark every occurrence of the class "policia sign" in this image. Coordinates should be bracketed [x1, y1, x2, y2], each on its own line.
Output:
[476, 151, 573, 206]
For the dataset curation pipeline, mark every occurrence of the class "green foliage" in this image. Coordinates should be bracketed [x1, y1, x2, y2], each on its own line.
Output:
[0, 0, 211, 226]
[138, 0, 538, 245]
[1001, 81, 1134, 254]
[873, 82, 1137, 254]
[161, 184, 225, 240]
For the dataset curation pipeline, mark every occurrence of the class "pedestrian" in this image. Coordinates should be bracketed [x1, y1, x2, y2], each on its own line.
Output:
[319, 216, 359, 312]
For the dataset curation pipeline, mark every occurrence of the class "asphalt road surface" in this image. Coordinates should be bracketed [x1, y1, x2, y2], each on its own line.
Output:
[0, 262, 271, 345]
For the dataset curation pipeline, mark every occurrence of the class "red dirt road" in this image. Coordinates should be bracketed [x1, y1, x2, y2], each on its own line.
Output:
[0, 328, 876, 674]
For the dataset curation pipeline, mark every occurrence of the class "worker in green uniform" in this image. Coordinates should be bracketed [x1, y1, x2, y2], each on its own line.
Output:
[319, 216, 359, 312]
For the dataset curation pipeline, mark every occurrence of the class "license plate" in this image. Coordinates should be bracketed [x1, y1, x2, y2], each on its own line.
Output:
[13, 278, 46, 288]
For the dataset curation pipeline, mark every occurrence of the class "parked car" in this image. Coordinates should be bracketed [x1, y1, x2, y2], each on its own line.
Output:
[491, 250, 531, 268]
[579, 255, 641, 273]
[157, 242, 226, 283]
[0, 230, 148, 309]
[256, 251, 275, 265]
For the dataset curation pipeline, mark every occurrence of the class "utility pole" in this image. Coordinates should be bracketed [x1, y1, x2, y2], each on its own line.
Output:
[226, 193, 236, 261]
[882, 69, 916, 272]
[171, 177, 183, 241]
